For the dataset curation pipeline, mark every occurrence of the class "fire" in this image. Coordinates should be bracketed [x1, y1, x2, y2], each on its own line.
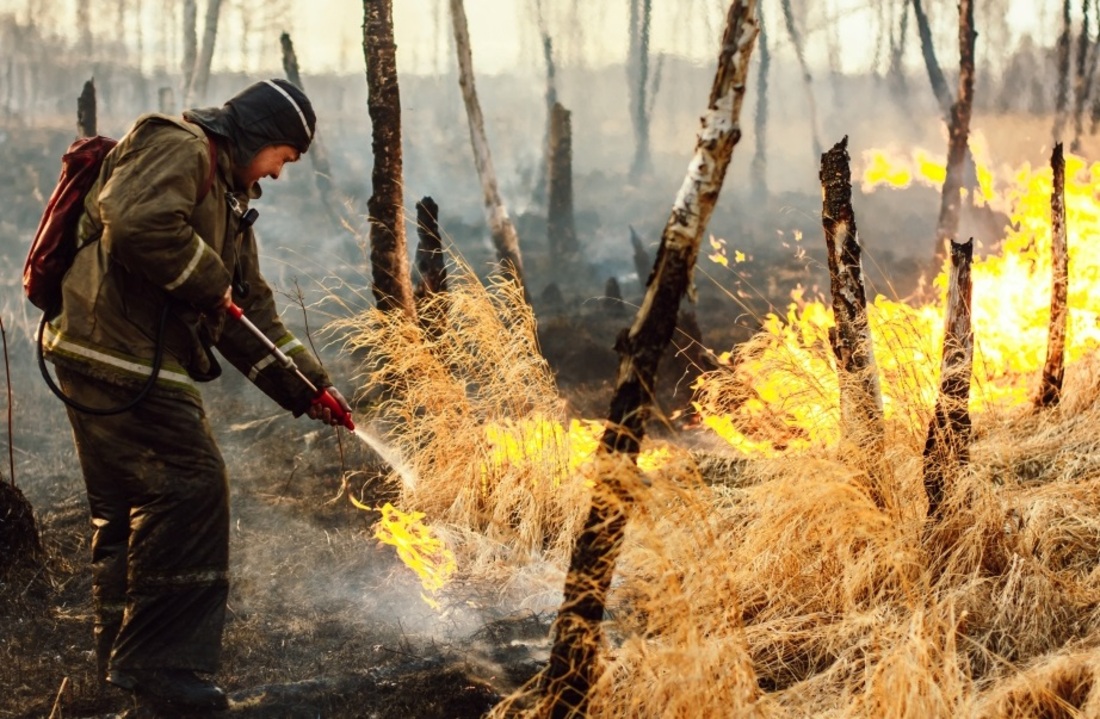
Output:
[349, 496, 456, 608]
[695, 146, 1100, 456]
[481, 415, 673, 483]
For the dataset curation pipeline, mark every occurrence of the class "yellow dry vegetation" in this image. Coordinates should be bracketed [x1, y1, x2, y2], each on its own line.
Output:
[329, 148, 1100, 716]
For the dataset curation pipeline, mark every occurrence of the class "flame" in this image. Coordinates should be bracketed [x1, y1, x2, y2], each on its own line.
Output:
[349, 497, 457, 609]
[481, 415, 672, 483]
[859, 136, 998, 207]
[695, 147, 1100, 456]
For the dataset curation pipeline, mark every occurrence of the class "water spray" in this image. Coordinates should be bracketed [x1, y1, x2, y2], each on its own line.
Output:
[226, 302, 355, 431]
[226, 302, 419, 487]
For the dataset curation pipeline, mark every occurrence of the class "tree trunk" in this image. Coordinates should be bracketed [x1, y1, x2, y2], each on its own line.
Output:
[1072, 0, 1091, 151]
[628, 0, 654, 180]
[780, 0, 822, 158]
[602, 276, 626, 316]
[820, 137, 887, 509]
[923, 239, 973, 520]
[934, 0, 976, 266]
[414, 197, 446, 298]
[532, 0, 556, 208]
[1036, 144, 1069, 409]
[630, 225, 651, 292]
[539, 4, 760, 717]
[77, 78, 96, 138]
[414, 197, 448, 339]
[181, 0, 197, 104]
[281, 32, 347, 232]
[1054, 0, 1072, 144]
[547, 102, 578, 268]
[363, 0, 416, 320]
[186, 0, 222, 106]
[449, 0, 527, 297]
[888, 0, 910, 100]
[910, 0, 953, 117]
[750, 2, 769, 200]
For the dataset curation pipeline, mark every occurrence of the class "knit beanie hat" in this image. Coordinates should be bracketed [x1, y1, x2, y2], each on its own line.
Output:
[184, 78, 316, 167]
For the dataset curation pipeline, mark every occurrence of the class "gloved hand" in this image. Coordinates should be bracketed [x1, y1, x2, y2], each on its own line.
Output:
[308, 385, 353, 427]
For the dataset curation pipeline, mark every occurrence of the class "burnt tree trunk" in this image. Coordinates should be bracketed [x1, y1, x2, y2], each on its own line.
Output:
[923, 239, 974, 520]
[750, 2, 769, 200]
[539, 4, 760, 717]
[414, 197, 448, 340]
[186, 0, 222, 106]
[77, 78, 96, 138]
[934, 0, 976, 266]
[911, 0, 953, 117]
[820, 137, 887, 509]
[888, 0, 910, 101]
[449, 0, 527, 297]
[1072, 0, 1092, 151]
[603, 277, 626, 316]
[1054, 0, 1072, 144]
[630, 226, 651, 292]
[532, 0, 556, 208]
[281, 32, 347, 232]
[363, 0, 416, 319]
[547, 102, 578, 268]
[780, 0, 822, 159]
[1036, 144, 1069, 409]
[414, 197, 446, 298]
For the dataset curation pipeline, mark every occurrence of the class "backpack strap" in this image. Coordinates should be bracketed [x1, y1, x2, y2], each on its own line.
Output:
[198, 135, 217, 202]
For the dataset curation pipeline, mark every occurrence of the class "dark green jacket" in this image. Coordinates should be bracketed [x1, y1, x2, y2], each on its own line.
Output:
[44, 113, 328, 413]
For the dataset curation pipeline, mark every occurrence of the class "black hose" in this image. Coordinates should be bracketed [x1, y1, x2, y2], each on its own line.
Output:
[37, 305, 169, 415]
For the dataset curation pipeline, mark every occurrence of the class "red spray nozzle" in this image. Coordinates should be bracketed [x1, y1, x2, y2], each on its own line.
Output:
[314, 387, 355, 431]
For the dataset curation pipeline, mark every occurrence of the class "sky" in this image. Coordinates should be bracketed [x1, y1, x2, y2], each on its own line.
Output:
[0, 0, 1066, 79]
[290, 0, 1053, 77]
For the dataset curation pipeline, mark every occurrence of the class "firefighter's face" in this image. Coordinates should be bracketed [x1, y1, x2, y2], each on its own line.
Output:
[236, 144, 301, 188]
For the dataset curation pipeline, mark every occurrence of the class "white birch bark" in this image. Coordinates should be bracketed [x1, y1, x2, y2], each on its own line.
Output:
[448, 0, 527, 295]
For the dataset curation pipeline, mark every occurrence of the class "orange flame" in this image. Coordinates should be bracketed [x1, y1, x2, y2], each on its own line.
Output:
[695, 147, 1100, 456]
[349, 497, 457, 608]
[481, 415, 672, 482]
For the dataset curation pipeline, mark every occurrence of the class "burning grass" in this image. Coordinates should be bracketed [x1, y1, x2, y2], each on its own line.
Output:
[324, 149, 1100, 717]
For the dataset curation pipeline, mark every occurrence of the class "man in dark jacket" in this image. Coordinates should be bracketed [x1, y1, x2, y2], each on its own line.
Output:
[43, 78, 352, 711]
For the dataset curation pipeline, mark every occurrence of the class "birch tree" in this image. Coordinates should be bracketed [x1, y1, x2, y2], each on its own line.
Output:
[933, 0, 976, 265]
[537, 3, 760, 716]
[449, 0, 528, 296]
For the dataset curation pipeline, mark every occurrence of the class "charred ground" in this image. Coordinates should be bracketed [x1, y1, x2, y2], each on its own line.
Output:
[0, 95, 1038, 718]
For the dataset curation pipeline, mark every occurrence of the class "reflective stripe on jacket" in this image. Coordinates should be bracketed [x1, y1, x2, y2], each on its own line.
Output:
[45, 113, 329, 413]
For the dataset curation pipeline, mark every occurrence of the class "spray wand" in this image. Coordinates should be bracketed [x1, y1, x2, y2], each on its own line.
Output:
[226, 302, 355, 431]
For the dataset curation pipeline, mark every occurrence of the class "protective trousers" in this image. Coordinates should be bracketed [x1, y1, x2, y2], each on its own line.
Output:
[57, 366, 230, 678]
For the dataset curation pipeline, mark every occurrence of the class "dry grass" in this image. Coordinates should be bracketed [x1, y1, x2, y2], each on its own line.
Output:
[331, 248, 1100, 717]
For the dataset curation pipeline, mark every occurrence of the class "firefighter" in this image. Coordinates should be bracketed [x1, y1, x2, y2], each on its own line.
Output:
[42, 78, 352, 711]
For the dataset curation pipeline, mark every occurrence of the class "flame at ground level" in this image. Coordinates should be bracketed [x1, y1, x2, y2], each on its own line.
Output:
[349, 496, 457, 608]
[696, 147, 1100, 457]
